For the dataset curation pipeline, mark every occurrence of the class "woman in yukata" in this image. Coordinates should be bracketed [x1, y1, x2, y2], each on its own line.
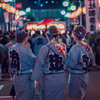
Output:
[30, 25, 67, 100]
[65, 25, 93, 100]
[9, 28, 36, 100]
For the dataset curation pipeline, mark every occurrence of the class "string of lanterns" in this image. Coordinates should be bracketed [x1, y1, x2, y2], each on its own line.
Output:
[0, 2, 21, 20]
[65, 6, 86, 18]
[0, 2, 86, 20]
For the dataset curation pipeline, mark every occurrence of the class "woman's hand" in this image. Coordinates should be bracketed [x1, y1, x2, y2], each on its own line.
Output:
[24, 42, 30, 48]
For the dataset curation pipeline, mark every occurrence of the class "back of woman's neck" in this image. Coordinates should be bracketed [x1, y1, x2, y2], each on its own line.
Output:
[52, 41, 58, 45]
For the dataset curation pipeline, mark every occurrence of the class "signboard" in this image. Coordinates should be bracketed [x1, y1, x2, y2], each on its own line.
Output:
[3, 12, 9, 23]
[26, 21, 66, 30]
[71, 19, 79, 25]
[84, 0, 98, 34]
[15, 3, 22, 9]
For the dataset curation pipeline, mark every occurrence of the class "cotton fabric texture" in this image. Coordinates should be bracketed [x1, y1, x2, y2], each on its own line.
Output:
[65, 43, 89, 100]
[30, 43, 67, 100]
[9, 43, 36, 100]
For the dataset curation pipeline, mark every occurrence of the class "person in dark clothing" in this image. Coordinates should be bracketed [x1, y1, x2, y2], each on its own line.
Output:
[0, 44, 6, 78]
[0, 30, 9, 45]
[93, 31, 100, 65]
[31, 31, 48, 56]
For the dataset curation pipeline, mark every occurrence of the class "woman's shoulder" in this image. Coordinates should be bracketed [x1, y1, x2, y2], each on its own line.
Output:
[71, 43, 80, 49]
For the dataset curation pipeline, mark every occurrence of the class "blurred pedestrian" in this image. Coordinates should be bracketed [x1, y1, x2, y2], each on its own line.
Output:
[3, 33, 16, 76]
[0, 30, 9, 45]
[9, 28, 36, 100]
[30, 25, 67, 100]
[3, 33, 15, 55]
[85, 32, 91, 44]
[0, 43, 6, 79]
[65, 25, 93, 100]
[93, 31, 100, 65]
[32, 30, 47, 56]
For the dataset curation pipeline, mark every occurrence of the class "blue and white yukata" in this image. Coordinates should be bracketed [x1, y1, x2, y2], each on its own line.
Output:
[30, 43, 67, 100]
[65, 43, 90, 100]
[9, 43, 36, 100]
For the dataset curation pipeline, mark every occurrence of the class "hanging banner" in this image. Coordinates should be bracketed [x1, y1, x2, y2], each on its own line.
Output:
[95, 0, 99, 31]
[3, 12, 9, 23]
[84, 0, 98, 34]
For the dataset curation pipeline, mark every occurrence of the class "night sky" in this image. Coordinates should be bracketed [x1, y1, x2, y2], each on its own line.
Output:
[15, 0, 84, 10]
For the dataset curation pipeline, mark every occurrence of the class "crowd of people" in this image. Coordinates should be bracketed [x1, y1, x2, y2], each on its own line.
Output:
[0, 25, 100, 100]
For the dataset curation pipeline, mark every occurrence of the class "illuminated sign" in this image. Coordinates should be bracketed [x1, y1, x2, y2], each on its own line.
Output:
[26, 21, 66, 30]
[15, 3, 22, 9]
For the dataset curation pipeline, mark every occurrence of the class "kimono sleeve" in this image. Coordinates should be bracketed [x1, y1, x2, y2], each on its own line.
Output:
[30, 47, 47, 81]
[26, 48, 36, 68]
[65, 46, 79, 68]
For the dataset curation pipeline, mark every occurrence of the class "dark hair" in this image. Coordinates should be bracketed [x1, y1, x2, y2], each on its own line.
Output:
[35, 31, 40, 35]
[16, 33, 28, 43]
[85, 32, 91, 38]
[47, 34, 58, 39]
[73, 25, 86, 40]
[16, 28, 28, 43]
[48, 25, 58, 33]
[9, 33, 15, 40]
[46, 25, 58, 40]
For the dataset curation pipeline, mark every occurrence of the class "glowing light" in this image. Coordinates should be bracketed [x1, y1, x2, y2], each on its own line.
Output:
[2, 3, 6, 9]
[63, 1, 69, 7]
[99, 0, 100, 7]
[16, 10, 20, 15]
[61, 30, 65, 34]
[34, 1, 37, 4]
[40, 30, 43, 35]
[65, 13, 71, 17]
[15, 15, 20, 20]
[83, 6, 86, 14]
[68, 7, 82, 18]
[45, 1, 48, 4]
[0, 3, 1, 7]
[26, 24, 46, 30]
[4, 0, 13, 2]
[19, 11, 26, 15]
[31, 30, 35, 36]
[71, 5, 76, 11]
[11, 7, 16, 13]
[78, 0, 81, 3]
[23, 17, 27, 20]
[61, 10, 66, 15]
[51, 1, 54, 3]
[75, 25, 78, 27]
[40, 4, 43, 7]
[26, 7, 31, 12]
[99, 24, 100, 27]
[7, 5, 12, 13]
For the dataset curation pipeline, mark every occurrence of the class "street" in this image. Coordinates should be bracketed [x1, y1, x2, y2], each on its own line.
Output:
[0, 67, 100, 100]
